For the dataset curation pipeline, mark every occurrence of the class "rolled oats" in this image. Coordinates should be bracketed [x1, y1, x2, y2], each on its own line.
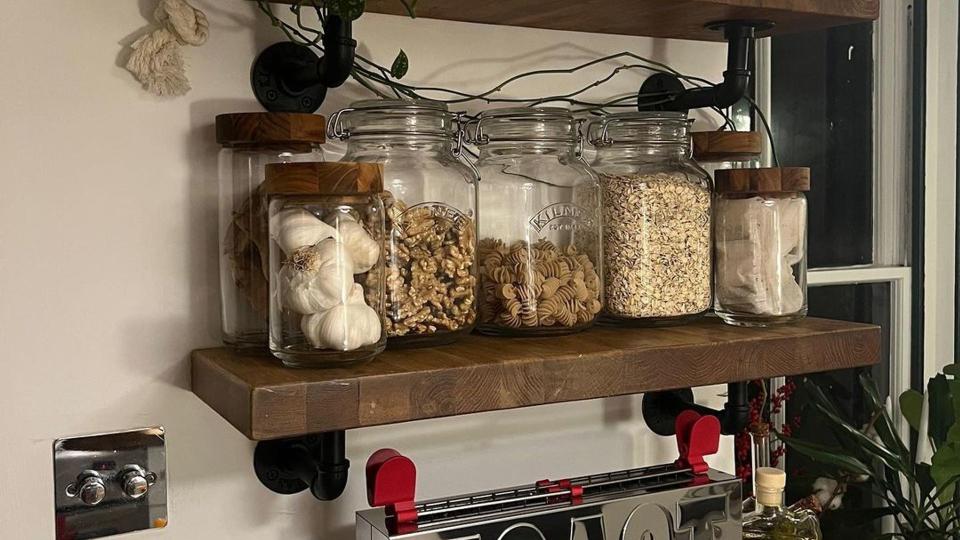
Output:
[600, 172, 711, 319]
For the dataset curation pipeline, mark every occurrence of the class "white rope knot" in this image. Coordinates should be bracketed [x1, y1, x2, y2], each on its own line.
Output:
[125, 0, 209, 97]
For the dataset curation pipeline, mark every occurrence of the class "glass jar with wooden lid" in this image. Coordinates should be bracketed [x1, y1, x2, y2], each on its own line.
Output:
[216, 112, 326, 349]
[714, 167, 810, 327]
[264, 162, 386, 368]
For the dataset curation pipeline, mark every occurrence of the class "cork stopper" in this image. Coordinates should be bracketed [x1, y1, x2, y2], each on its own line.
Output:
[263, 162, 384, 196]
[755, 467, 786, 506]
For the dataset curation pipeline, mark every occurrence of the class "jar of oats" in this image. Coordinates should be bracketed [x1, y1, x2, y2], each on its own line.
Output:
[589, 112, 712, 325]
[471, 108, 602, 336]
[331, 100, 478, 347]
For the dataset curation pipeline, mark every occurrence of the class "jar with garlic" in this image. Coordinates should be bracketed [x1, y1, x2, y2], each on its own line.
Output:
[265, 162, 386, 368]
[471, 108, 602, 336]
[332, 100, 479, 347]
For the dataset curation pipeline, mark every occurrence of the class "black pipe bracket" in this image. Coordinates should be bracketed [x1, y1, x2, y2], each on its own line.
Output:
[637, 20, 774, 113]
[251, 15, 357, 113]
[642, 382, 751, 437]
[254, 431, 350, 501]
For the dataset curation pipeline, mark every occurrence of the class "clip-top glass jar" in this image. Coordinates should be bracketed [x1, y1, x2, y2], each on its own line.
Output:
[216, 112, 326, 348]
[714, 168, 809, 327]
[265, 162, 386, 367]
[472, 108, 602, 336]
[331, 100, 479, 348]
[589, 112, 712, 326]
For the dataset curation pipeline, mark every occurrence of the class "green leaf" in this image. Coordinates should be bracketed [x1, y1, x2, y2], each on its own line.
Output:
[391, 49, 409, 79]
[803, 377, 844, 418]
[931, 441, 960, 503]
[900, 389, 924, 432]
[327, 0, 365, 20]
[398, 0, 417, 18]
[811, 401, 905, 475]
[949, 378, 960, 420]
[929, 374, 955, 446]
[949, 422, 960, 442]
[944, 363, 960, 377]
[779, 433, 874, 477]
[859, 374, 912, 466]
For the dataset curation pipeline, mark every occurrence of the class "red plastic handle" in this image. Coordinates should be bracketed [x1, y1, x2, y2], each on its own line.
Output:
[366, 448, 417, 507]
[675, 410, 721, 475]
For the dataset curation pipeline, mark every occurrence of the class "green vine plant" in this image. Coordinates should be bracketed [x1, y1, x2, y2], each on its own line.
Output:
[254, 0, 780, 165]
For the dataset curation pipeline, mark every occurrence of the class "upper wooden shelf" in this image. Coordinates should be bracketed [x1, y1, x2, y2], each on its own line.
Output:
[266, 0, 880, 41]
[192, 317, 880, 440]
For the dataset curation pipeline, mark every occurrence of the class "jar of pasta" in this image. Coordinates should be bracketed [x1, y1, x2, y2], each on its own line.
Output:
[471, 108, 602, 336]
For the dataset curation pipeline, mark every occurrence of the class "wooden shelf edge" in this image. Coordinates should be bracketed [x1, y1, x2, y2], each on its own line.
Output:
[192, 318, 880, 440]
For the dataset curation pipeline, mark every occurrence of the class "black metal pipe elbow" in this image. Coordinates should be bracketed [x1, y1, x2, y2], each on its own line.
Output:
[254, 431, 350, 501]
[662, 22, 754, 111]
[319, 15, 356, 88]
[642, 382, 751, 436]
[311, 431, 350, 500]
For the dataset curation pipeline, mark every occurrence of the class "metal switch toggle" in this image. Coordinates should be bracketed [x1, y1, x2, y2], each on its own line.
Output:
[66, 471, 106, 506]
[119, 465, 156, 499]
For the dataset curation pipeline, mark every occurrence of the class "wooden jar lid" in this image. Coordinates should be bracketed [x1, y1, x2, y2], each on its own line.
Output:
[215, 112, 326, 147]
[263, 162, 384, 196]
[714, 167, 811, 193]
[692, 131, 763, 162]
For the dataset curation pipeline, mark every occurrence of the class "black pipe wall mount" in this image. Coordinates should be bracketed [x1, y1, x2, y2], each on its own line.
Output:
[637, 20, 773, 113]
[641, 382, 751, 437]
[251, 15, 357, 113]
[254, 431, 350, 500]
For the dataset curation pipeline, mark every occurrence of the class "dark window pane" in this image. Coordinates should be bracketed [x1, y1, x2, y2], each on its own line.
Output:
[772, 22, 874, 267]
[784, 284, 891, 534]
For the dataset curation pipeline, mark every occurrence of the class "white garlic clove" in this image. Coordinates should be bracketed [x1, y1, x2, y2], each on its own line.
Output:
[346, 282, 366, 305]
[271, 208, 338, 256]
[301, 302, 382, 351]
[279, 240, 355, 314]
[327, 213, 381, 274]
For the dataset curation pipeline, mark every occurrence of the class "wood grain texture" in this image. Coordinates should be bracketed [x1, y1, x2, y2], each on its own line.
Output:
[215, 112, 326, 146]
[192, 317, 880, 440]
[263, 162, 384, 195]
[692, 131, 763, 162]
[263, 0, 879, 42]
[715, 167, 811, 193]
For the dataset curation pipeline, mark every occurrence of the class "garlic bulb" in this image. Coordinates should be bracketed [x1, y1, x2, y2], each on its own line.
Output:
[301, 301, 382, 350]
[279, 239, 354, 314]
[271, 208, 338, 256]
[327, 213, 381, 274]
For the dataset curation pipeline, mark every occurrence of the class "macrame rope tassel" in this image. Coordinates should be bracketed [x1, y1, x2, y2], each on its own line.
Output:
[126, 0, 209, 97]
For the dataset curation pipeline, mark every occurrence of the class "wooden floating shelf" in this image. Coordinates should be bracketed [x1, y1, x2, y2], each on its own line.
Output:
[192, 317, 880, 440]
[264, 0, 879, 41]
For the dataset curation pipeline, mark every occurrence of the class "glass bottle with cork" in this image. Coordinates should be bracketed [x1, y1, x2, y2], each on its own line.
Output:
[744, 467, 822, 539]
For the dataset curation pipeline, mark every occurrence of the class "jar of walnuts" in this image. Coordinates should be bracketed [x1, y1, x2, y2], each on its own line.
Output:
[471, 108, 602, 336]
[588, 112, 713, 326]
[331, 100, 479, 348]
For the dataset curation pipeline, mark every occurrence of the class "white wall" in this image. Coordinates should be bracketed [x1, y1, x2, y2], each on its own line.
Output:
[0, 1, 728, 538]
[922, 0, 959, 378]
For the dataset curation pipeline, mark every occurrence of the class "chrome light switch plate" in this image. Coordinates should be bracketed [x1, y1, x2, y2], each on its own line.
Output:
[54, 426, 167, 539]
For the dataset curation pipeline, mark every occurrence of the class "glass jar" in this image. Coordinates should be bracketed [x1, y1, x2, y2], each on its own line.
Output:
[216, 112, 326, 348]
[265, 162, 386, 368]
[589, 112, 712, 325]
[471, 108, 602, 336]
[714, 168, 809, 327]
[332, 100, 479, 348]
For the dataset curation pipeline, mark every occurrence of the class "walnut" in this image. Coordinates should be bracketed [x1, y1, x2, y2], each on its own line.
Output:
[366, 195, 477, 339]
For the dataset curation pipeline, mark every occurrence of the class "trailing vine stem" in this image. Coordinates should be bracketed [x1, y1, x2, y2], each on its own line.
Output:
[255, 0, 785, 159]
